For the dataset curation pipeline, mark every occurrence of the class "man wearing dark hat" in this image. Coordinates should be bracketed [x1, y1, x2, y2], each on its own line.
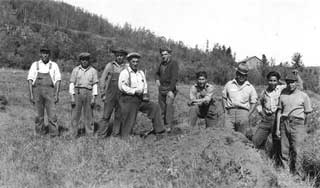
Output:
[155, 47, 179, 132]
[97, 48, 128, 137]
[222, 62, 258, 135]
[188, 71, 220, 128]
[69, 52, 99, 138]
[118, 52, 166, 137]
[27, 47, 61, 136]
[275, 73, 312, 174]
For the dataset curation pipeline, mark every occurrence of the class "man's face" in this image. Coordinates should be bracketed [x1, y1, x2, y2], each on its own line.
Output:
[40, 52, 50, 63]
[80, 58, 90, 69]
[161, 51, 171, 62]
[115, 53, 125, 64]
[129, 57, 139, 72]
[286, 80, 297, 92]
[197, 76, 207, 88]
[268, 76, 278, 90]
[235, 71, 247, 85]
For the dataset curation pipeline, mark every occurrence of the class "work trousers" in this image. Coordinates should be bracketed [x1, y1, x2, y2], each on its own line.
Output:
[279, 117, 306, 174]
[189, 101, 220, 128]
[158, 91, 175, 129]
[224, 108, 249, 135]
[253, 113, 276, 149]
[97, 75, 121, 137]
[119, 95, 165, 137]
[71, 88, 94, 137]
[33, 73, 59, 136]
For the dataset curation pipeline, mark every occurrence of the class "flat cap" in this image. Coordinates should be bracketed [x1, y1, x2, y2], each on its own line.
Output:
[111, 48, 128, 55]
[127, 52, 141, 60]
[159, 47, 172, 53]
[40, 46, 50, 54]
[236, 62, 249, 75]
[285, 73, 298, 81]
[79, 52, 91, 59]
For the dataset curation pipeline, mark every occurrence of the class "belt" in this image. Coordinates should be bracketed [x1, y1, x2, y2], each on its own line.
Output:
[227, 106, 249, 111]
[281, 116, 304, 121]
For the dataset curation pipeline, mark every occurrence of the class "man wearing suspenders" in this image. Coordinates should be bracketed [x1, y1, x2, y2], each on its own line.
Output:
[27, 47, 61, 136]
[97, 48, 128, 137]
[69, 52, 99, 138]
[118, 52, 166, 137]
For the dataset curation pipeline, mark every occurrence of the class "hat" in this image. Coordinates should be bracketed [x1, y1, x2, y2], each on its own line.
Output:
[127, 52, 141, 60]
[159, 47, 172, 54]
[111, 48, 128, 55]
[40, 46, 50, 54]
[236, 63, 249, 75]
[79, 52, 91, 59]
[285, 73, 298, 81]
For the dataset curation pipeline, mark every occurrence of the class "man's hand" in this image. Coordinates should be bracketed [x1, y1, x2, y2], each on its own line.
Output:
[135, 88, 144, 95]
[29, 95, 35, 105]
[91, 96, 96, 108]
[275, 129, 281, 138]
[156, 80, 161, 87]
[54, 94, 59, 104]
[167, 91, 174, 98]
[292, 69, 298, 75]
[101, 93, 106, 101]
[71, 95, 76, 108]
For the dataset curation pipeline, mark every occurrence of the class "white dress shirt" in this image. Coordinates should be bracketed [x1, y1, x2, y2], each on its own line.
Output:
[118, 67, 147, 95]
[27, 60, 61, 85]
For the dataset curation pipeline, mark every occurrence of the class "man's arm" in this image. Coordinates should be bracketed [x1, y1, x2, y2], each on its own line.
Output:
[155, 64, 161, 87]
[28, 80, 34, 104]
[27, 63, 36, 104]
[100, 63, 112, 94]
[168, 61, 179, 92]
[248, 86, 258, 116]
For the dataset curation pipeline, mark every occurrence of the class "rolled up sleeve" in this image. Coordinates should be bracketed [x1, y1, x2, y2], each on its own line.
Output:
[250, 86, 258, 104]
[190, 86, 197, 101]
[203, 85, 214, 103]
[118, 70, 136, 95]
[304, 94, 312, 113]
[27, 63, 37, 83]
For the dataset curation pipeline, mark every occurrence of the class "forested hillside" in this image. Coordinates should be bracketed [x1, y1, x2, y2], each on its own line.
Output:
[0, 0, 237, 84]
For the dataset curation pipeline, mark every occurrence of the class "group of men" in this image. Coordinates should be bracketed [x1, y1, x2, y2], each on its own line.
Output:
[27, 46, 178, 139]
[27, 46, 312, 175]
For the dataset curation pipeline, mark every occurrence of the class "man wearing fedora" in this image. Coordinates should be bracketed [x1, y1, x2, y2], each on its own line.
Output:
[27, 46, 61, 136]
[97, 48, 129, 137]
[69, 52, 99, 138]
[222, 62, 258, 135]
[118, 52, 166, 137]
[155, 47, 179, 132]
[275, 72, 312, 174]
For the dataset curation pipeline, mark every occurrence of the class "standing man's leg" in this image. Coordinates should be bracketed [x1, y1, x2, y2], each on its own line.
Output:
[158, 93, 166, 124]
[112, 101, 121, 136]
[34, 88, 46, 135]
[252, 116, 274, 148]
[166, 94, 175, 129]
[83, 90, 94, 136]
[205, 102, 221, 128]
[289, 119, 306, 174]
[71, 92, 83, 138]
[224, 109, 235, 131]
[139, 101, 165, 133]
[44, 87, 59, 136]
[280, 119, 290, 170]
[236, 109, 250, 135]
[97, 96, 116, 137]
[119, 96, 139, 137]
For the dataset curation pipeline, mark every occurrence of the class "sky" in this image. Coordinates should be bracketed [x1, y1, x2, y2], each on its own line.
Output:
[60, 0, 320, 66]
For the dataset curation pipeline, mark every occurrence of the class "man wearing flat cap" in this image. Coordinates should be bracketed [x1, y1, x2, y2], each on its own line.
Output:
[69, 52, 99, 138]
[27, 46, 61, 136]
[97, 48, 129, 137]
[118, 52, 166, 137]
[275, 72, 312, 174]
[222, 62, 257, 136]
[155, 47, 179, 132]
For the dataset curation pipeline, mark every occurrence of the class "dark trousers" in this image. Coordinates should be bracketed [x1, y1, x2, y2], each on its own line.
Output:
[253, 113, 276, 148]
[119, 95, 165, 137]
[71, 88, 94, 137]
[189, 102, 220, 128]
[33, 73, 59, 136]
[158, 92, 175, 129]
[279, 117, 306, 174]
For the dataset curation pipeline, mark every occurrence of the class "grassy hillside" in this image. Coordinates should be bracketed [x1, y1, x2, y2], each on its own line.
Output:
[0, 68, 318, 188]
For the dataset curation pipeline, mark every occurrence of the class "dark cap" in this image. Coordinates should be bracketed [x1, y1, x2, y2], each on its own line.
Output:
[236, 62, 249, 75]
[111, 48, 128, 56]
[159, 47, 172, 54]
[79, 52, 91, 59]
[285, 73, 298, 81]
[40, 46, 50, 54]
[127, 52, 141, 60]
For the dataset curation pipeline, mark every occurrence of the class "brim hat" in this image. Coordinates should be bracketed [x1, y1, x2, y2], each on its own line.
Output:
[40, 46, 50, 54]
[159, 47, 172, 54]
[127, 52, 141, 60]
[285, 73, 298, 81]
[111, 48, 128, 56]
[79, 52, 91, 59]
[236, 62, 249, 75]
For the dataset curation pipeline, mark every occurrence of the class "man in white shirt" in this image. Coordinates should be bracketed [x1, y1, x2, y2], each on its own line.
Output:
[118, 52, 165, 137]
[27, 47, 61, 136]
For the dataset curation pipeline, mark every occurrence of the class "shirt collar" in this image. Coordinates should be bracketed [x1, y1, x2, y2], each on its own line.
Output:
[39, 60, 52, 65]
[79, 65, 91, 72]
[231, 79, 250, 87]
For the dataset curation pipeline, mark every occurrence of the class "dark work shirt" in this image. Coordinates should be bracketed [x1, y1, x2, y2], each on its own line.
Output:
[155, 59, 179, 92]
